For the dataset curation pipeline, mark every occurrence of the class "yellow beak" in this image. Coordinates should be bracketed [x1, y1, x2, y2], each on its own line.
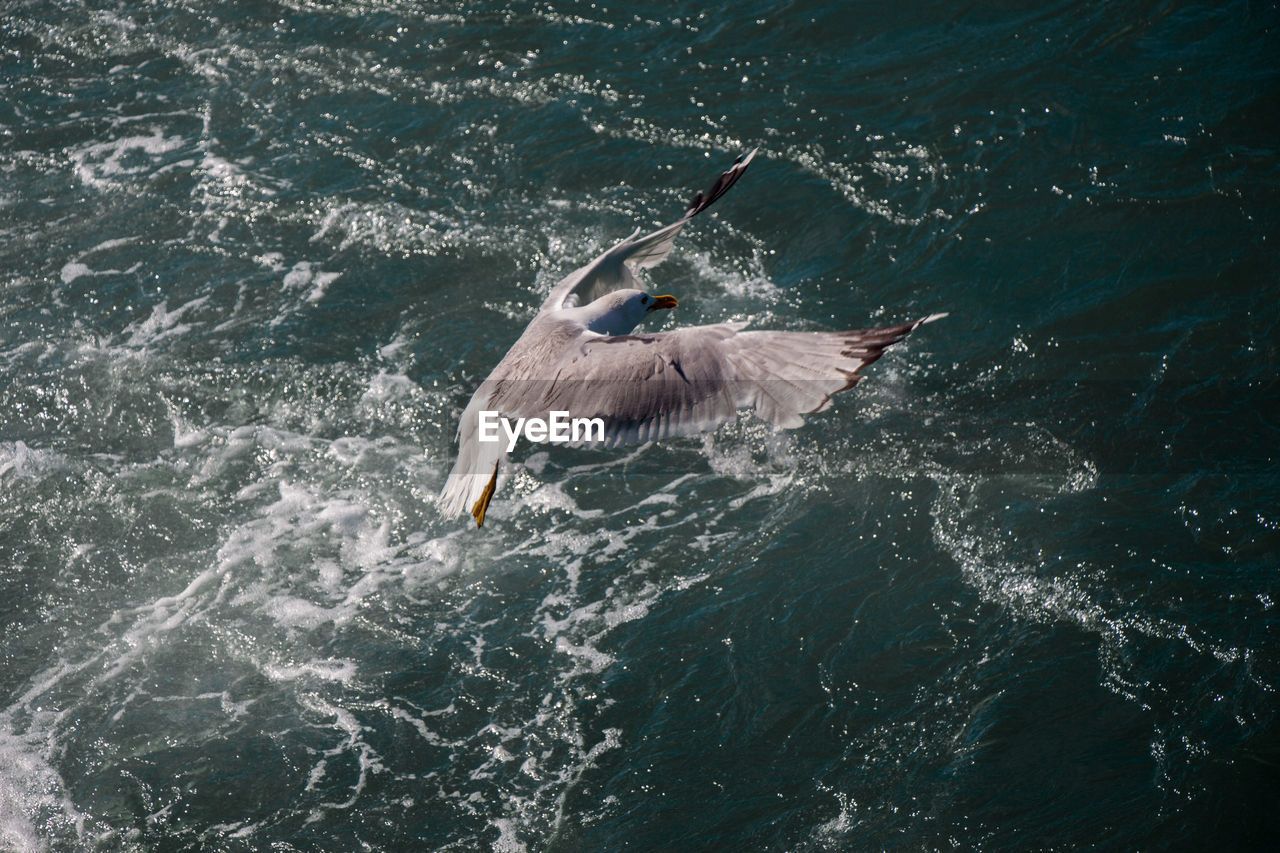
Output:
[646, 294, 678, 312]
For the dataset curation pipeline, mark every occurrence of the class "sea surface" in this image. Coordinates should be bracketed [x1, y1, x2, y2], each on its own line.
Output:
[2, 1, 1277, 850]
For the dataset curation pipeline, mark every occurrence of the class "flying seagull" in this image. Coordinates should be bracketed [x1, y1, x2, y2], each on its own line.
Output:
[439, 150, 944, 526]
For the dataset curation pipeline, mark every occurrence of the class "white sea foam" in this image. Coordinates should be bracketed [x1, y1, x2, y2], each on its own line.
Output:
[700, 428, 800, 510]
[0, 721, 87, 853]
[684, 247, 780, 303]
[310, 199, 458, 254]
[521, 479, 602, 520]
[58, 262, 92, 284]
[261, 596, 346, 630]
[491, 817, 528, 852]
[71, 127, 189, 189]
[359, 372, 415, 405]
[298, 694, 384, 824]
[281, 261, 341, 303]
[56, 255, 142, 288]
[262, 658, 359, 684]
[376, 332, 412, 363]
[256, 251, 287, 271]
[0, 442, 67, 481]
[121, 296, 210, 348]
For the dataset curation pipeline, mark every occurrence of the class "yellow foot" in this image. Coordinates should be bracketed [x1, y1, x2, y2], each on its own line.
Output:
[471, 460, 499, 527]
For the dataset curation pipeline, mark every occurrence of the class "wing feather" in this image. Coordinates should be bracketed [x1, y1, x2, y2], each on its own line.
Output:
[479, 315, 939, 451]
[540, 151, 756, 313]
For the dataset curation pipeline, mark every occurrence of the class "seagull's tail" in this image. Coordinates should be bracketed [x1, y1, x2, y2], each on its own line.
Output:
[437, 404, 506, 525]
[438, 447, 505, 525]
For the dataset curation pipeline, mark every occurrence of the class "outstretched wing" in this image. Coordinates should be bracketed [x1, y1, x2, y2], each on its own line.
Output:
[539, 150, 756, 314]
[490, 314, 946, 448]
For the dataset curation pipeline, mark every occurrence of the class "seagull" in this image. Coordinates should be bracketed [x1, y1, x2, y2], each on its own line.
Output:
[438, 150, 945, 526]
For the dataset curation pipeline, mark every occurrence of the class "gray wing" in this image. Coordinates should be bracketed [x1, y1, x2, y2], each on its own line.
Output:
[539, 150, 756, 314]
[490, 314, 944, 448]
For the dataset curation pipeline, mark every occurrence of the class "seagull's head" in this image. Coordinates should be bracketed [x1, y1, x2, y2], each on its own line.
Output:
[582, 288, 678, 335]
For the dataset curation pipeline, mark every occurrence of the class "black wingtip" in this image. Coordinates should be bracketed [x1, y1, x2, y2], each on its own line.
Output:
[682, 149, 757, 220]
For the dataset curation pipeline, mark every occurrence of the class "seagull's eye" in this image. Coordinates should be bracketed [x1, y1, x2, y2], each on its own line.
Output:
[642, 295, 650, 304]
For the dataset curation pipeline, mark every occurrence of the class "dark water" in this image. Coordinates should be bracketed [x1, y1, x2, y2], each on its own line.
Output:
[2, 1, 1278, 849]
